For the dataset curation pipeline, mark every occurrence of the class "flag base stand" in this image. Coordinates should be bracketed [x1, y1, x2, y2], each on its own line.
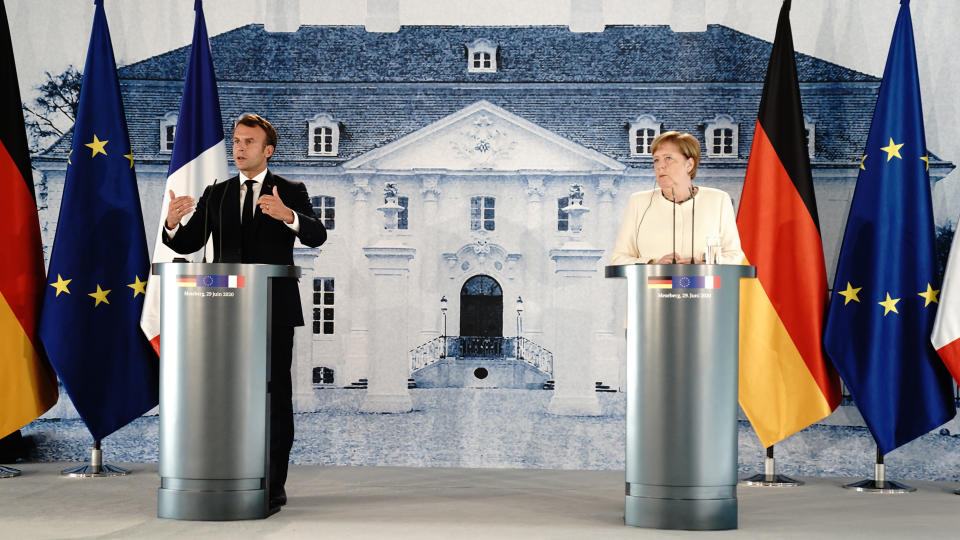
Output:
[61, 463, 130, 477]
[741, 473, 804, 487]
[0, 466, 21, 478]
[843, 451, 914, 493]
[61, 441, 129, 478]
[844, 478, 915, 493]
[741, 446, 804, 487]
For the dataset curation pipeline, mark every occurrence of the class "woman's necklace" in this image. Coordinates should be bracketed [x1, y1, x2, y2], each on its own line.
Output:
[662, 186, 698, 203]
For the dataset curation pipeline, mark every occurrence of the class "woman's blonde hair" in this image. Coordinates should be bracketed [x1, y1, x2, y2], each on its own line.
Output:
[651, 131, 701, 179]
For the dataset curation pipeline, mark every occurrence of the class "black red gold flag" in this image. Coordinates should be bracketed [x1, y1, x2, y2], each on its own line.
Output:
[737, 0, 841, 447]
[0, 0, 59, 438]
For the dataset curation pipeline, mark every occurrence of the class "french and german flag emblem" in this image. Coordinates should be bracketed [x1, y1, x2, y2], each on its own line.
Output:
[177, 274, 246, 288]
[647, 276, 721, 289]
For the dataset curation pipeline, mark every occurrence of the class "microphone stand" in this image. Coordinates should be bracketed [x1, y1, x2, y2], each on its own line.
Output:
[217, 179, 229, 263]
[690, 186, 696, 264]
[671, 187, 677, 264]
[201, 178, 218, 263]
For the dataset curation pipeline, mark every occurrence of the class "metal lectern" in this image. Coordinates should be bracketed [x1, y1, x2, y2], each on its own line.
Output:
[153, 262, 300, 521]
[606, 263, 756, 531]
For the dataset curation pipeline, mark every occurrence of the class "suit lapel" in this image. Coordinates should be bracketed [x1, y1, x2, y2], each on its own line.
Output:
[221, 177, 243, 262]
[253, 170, 275, 234]
[224, 177, 242, 228]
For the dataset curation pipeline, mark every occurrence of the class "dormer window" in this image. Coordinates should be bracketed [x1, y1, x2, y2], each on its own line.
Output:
[308, 113, 339, 157]
[705, 115, 738, 158]
[159, 112, 178, 153]
[473, 51, 493, 70]
[804, 115, 816, 159]
[629, 114, 661, 157]
[467, 39, 497, 73]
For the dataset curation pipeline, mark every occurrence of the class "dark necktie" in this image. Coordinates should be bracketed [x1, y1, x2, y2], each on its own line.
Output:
[241, 179, 256, 260]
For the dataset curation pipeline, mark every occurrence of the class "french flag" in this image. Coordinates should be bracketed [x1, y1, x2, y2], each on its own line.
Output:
[932, 223, 960, 384]
[141, 0, 227, 354]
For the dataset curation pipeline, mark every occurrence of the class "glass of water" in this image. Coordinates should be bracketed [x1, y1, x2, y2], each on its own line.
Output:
[705, 236, 722, 264]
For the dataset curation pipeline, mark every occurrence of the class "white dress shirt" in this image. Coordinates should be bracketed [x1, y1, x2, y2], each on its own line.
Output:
[165, 168, 300, 237]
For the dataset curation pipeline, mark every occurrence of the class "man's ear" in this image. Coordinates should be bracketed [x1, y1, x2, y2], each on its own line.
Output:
[264, 145, 275, 159]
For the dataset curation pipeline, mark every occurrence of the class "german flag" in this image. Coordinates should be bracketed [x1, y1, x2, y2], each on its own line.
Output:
[736, 0, 841, 447]
[0, 0, 59, 438]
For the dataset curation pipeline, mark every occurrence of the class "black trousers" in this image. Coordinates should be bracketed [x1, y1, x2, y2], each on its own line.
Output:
[269, 325, 294, 497]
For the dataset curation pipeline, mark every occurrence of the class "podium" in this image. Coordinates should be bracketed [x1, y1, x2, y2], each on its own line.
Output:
[605, 263, 755, 530]
[153, 262, 301, 521]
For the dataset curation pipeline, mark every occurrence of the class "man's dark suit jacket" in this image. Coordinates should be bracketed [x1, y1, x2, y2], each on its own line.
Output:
[163, 170, 327, 327]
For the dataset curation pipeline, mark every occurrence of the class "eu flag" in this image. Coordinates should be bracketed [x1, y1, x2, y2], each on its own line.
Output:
[823, 0, 955, 455]
[38, 0, 158, 442]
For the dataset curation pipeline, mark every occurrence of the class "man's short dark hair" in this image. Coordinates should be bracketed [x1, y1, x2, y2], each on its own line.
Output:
[235, 113, 278, 149]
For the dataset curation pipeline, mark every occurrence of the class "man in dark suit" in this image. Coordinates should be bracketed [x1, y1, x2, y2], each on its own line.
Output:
[163, 113, 326, 511]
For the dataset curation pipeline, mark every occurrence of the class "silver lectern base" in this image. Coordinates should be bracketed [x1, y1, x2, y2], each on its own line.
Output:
[625, 495, 737, 530]
[158, 487, 267, 520]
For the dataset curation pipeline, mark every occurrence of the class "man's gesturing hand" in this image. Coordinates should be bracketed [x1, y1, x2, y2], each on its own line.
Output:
[165, 189, 196, 229]
[257, 185, 295, 224]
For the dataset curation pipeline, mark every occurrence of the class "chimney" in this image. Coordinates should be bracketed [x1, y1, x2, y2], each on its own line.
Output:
[366, 0, 400, 33]
[569, 0, 605, 33]
[670, 0, 707, 32]
[264, 0, 300, 33]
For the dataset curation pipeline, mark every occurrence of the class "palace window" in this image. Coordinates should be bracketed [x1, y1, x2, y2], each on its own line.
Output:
[313, 366, 335, 385]
[804, 115, 816, 159]
[398, 196, 409, 230]
[629, 115, 660, 156]
[557, 197, 569, 232]
[705, 115, 738, 157]
[470, 196, 496, 231]
[466, 39, 498, 73]
[313, 277, 335, 335]
[311, 195, 335, 230]
[159, 112, 177, 153]
[307, 113, 339, 156]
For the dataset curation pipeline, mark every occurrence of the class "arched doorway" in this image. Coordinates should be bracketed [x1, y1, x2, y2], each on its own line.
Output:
[460, 275, 502, 337]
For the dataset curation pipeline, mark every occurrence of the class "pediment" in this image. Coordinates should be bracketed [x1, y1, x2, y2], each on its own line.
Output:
[342, 100, 624, 172]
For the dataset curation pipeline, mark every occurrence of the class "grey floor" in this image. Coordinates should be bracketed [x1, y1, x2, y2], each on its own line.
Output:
[2, 463, 960, 539]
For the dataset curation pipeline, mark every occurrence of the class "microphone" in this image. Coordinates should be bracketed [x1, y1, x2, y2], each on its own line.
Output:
[201, 178, 218, 263]
[216, 178, 229, 263]
[635, 176, 658, 231]
[671, 187, 677, 264]
[689, 186, 696, 264]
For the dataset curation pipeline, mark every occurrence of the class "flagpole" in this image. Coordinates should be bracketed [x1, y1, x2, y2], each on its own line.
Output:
[842, 445, 915, 493]
[60, 440, 130, 478]
[741, 445, 804, 487]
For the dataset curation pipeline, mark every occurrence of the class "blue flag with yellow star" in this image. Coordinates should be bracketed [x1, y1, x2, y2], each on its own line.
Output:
[823, 0, 955, 455]
[38, 0, 158, 442]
